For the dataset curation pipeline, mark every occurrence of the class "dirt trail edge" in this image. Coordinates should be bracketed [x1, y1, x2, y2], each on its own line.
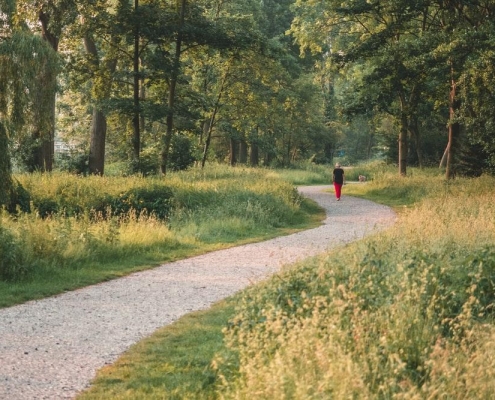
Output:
[0, 186, 395, 400]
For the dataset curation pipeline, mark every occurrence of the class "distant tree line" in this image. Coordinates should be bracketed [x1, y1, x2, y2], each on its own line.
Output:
[1, 0, 495, 204]
[290, 0, 495, 178]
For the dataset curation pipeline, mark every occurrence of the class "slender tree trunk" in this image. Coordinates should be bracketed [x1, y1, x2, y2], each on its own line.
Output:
[132, 0, 141, 168]
[239, 140, 248, 164]
[229, 138, 237, 166]
[0, 122, 12, 206]
[201, 62, 230, 169]
[439, 143, 449, 168]
[35, 11, 58, 172]
[250, 143, 259, 166]
[161, 0, 186, 175]
[398, 93, 408, 176]
[446, 66, 460, 179]
[201, 116, 214, 168]
[408, 115, 423, 168]
[83, 33, 117, 176]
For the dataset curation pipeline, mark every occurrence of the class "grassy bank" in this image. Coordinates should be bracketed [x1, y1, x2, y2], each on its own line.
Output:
[0, 165, 322, 308]
[79, 168, 495, 399]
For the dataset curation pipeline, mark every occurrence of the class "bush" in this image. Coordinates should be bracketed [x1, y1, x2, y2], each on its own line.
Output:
[56, 151, 90, 175]
[168, 135, 196, 172]
[33, 197, 59, 218]
[111, 185, 174, 220]
[6, 181, 31, 214]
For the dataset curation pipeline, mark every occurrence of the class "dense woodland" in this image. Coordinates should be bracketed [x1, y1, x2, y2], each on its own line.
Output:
[1, 0, 495, 204]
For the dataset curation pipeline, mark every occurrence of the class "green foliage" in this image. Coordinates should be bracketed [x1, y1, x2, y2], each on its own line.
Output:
[168, 134, 196, 172]
[101, 185, 174, 221]
[56, 151, 90, 176]
[32, 197, 60, 218]
[6, 180, 31, 214]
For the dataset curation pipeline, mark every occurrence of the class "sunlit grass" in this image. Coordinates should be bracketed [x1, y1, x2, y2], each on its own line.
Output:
[214, 173, 495, 399]
[77, 170, 495, 400]
[78, 300, 235, 400]
[0, 165, 319, 307]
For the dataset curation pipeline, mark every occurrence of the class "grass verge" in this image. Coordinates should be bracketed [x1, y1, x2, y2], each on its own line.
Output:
[78, 300, 235, 400]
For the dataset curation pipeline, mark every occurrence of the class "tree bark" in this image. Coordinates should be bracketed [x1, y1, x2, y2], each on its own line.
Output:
[88, 110, 107, 175]
[229, 138, 237, 166]
[439, 143, 449, 168]
[250, 143, 259, 166]
[131, 0, 141, 168]
[408, 115, 423, 168]
[201, 62, 230, 169]
[83, 28, 118, 176]
[34, 11, 58, 172]
[0, 122, 12, 206]
[446, 67, 460, 179]
[239, 140, 248, 164]
[398, 92, 408, 176]
[161, 0, 186, 175]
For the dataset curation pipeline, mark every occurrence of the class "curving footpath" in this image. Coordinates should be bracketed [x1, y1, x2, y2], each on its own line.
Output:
[0, 186, 395, 399]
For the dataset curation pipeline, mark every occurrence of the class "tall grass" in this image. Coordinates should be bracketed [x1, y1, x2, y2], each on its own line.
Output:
[213, 173, 495, 399]
[0, 165, 311, 307]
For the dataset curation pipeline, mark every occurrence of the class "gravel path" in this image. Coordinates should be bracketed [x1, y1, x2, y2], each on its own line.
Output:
[0, 186, 395, 400]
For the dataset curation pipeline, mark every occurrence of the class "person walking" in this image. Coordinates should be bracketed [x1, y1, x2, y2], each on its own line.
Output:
[333, 162, 345, 201]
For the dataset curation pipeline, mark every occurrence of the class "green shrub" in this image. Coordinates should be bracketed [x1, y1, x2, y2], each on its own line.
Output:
[168, 135, 196, 172]
[56, 151, 89, 175]
[109, 185, 174, 220]
[6, 180, 31, 214]
[33, 197, 59, 218]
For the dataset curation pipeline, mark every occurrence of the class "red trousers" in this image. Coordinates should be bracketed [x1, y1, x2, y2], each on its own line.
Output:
[334, 183, 343, 199]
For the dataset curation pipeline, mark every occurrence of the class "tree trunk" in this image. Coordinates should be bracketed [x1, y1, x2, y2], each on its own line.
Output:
[250, 142, 259, 166]
[398, 91, 408, 176]
[408, 115, 423, 168]
[0, 122, 12, 206]
[161, 0, 186, 175]
[201, 63, 230, 169]
[446, 67, 460, 179]
[229, 138, 237, 166]
[399, 112, 408, 176]
[36, 11, 59, 172]
[239, 140, 248, 164]
[439, 143, 449, 168]
[83, 33, 117, 176]
[88, 110, 107, 175]
[131, 0, 141, 168]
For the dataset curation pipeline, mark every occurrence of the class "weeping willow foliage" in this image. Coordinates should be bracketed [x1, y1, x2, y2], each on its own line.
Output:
[0, 20, 59, 205]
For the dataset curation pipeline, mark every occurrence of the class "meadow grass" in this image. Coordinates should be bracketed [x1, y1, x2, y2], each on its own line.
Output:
[0, 165, 322, 308]
[78, 168, 495, 399]
[215, 173, 495, 399]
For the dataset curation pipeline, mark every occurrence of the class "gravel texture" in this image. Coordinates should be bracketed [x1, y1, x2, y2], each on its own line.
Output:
[0, 186, 396, 400]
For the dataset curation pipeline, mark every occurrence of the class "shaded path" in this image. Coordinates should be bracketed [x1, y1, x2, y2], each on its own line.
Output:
[0, 186, 395, 399]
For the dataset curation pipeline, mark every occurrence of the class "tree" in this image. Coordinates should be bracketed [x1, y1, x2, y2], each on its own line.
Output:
[0, 1, 58, 203]
[15, 0, 78, 172]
